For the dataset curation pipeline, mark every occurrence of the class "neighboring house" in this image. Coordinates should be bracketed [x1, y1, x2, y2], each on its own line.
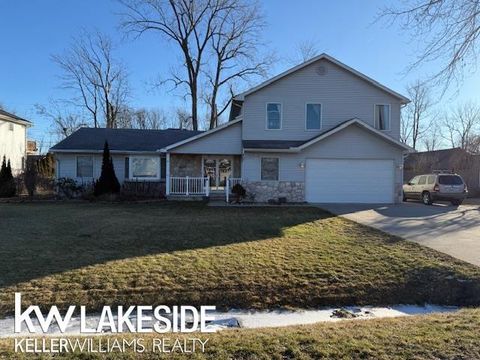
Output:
[405, 148, 480, 196]
[0, 109, 32, 174]
[50, 53, 412, 203]
[27, 140, 38, 155]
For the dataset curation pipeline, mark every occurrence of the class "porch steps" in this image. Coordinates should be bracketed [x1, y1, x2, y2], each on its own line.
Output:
[166, 193, 228, 202]
[166, 195, 207, 201]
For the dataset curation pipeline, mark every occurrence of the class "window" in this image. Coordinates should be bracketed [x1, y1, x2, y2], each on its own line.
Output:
[266, 103, 282, 129]
[427, 175, 436, 184]
[130, 156, 159, 179]
[161, 157, 166, 180]
[8, 123, 14, 131]
[261, 157, 279, 180]
[306, 103, 322, 130]
[438, 175, 463, 185]
[124, 157, 129, 179]
[418, 176, 427, 185]
[374, 104, 390, 130]
[76, 156, 93, 178]
[409, 176, 419, 185]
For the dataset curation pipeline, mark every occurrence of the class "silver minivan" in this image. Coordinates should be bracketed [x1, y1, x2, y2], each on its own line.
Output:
[403, 172, 468, 205]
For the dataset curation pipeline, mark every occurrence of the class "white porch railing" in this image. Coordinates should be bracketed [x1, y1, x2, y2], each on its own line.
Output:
[225, 178, 243, 203]
[169, 177, 210, 196]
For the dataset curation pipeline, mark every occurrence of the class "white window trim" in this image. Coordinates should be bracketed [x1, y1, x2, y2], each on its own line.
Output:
[305, 102, 322, 131]
[129, 155, 161, 181]
[265, 102, 283, 130]
[374, 104, 391, 131]
[75, 155, 94, 178]
[261, 156, 280, 181]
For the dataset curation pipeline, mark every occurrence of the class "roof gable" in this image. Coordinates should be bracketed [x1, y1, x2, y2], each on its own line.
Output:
[235, 53, 410, 104]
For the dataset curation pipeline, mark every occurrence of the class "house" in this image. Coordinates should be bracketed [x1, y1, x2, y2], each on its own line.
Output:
[50, 53, 412, 203]
[405, 148, 480, 196]
[0, 109, 32, 174]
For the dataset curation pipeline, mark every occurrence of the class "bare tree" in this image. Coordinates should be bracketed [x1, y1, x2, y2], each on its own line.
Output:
[204, 0, 271, 129]
[35, 103, 87, 139]
[379, 0, 480, 91]
[52, 31, 129, 128]
[120, 0, 229, 130]
[401, 80, 432, 149]
[287, 39, 319, 65]
[467, 134, 480, 154]
[120, 0, 269, 130]
[422, 121, 442, 151]
[176, 108, 193, 130]
[116, 107, 170, 129]
[443, 102, 480, 150]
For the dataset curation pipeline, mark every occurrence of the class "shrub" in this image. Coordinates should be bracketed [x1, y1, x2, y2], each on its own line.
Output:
[231, 183, 246, 203]
[56, 178, 82, 198]
[0, 156, 16, 198]
[94, 141, 120, 197]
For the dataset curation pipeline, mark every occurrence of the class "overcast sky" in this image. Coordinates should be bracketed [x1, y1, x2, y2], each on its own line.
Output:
[1, 0, 479, 148]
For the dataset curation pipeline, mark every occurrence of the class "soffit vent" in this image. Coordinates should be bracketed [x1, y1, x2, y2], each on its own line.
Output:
[316, 65, 327, 76]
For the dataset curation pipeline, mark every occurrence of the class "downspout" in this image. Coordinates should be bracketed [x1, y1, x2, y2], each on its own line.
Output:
[166, 152, 171, 196]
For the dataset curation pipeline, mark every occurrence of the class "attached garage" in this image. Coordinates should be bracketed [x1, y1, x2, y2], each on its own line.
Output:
[305, 159, 395, 203]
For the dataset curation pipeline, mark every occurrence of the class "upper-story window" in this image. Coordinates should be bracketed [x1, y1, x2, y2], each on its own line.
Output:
[374, 104, 390, 131]
[266, 103, 282, 130]
[306, 103, 322, 130]
[8, 123, 14, 131]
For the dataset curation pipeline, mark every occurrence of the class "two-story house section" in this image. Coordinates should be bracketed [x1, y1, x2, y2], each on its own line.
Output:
[0, 109, 32, 174]
[236, 53, 412, 203]
[51, 53, 412, 204]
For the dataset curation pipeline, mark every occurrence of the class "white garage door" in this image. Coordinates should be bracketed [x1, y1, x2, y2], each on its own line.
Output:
[305, 159, 394, 203]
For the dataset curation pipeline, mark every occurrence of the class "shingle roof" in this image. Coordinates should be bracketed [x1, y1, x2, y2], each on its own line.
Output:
[242, 118, 412, 152]
[242, 119, 355, 150]
[50, 127, 203, 152]
[0, 109, 32, 124]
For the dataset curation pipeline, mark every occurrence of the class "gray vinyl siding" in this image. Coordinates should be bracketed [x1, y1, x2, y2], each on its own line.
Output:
[242, 58, 401, 141]
[171, 122, 242, 154]
[55, 153, 161, 184]
[242, 124, 404, 201]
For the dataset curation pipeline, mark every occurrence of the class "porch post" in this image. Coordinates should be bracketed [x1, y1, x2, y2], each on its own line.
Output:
[226, 178, 229, 203]
[166, 152, 170, 196]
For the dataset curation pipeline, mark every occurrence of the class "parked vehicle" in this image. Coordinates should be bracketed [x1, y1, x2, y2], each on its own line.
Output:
[403, 172, 468, 206]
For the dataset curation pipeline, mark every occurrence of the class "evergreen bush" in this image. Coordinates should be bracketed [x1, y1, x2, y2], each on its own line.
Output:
[94, 141, 120, 197]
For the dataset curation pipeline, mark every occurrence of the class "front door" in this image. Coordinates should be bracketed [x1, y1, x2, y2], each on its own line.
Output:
[203, 156, 233, 190]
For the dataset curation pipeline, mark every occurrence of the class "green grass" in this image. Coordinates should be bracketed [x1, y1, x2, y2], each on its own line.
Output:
[1, 202, 480, 316]
[1, 309, 479, 359]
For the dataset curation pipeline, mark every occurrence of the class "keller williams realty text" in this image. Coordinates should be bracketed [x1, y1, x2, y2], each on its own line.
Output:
[14, 337, 209, 354]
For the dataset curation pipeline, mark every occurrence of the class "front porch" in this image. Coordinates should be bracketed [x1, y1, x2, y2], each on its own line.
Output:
[166, 154, 242, 201]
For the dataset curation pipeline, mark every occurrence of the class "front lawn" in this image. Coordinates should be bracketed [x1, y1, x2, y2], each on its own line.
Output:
[0, 202, 479, 316]
[1, 309, 479, 359]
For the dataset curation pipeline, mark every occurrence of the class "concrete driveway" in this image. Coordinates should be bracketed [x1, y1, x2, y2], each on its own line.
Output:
[318, 202, 480, 266]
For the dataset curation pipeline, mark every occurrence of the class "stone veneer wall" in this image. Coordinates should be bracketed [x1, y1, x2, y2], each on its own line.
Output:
[171, 154, 202, 177]
[242, 181, 305, 203]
